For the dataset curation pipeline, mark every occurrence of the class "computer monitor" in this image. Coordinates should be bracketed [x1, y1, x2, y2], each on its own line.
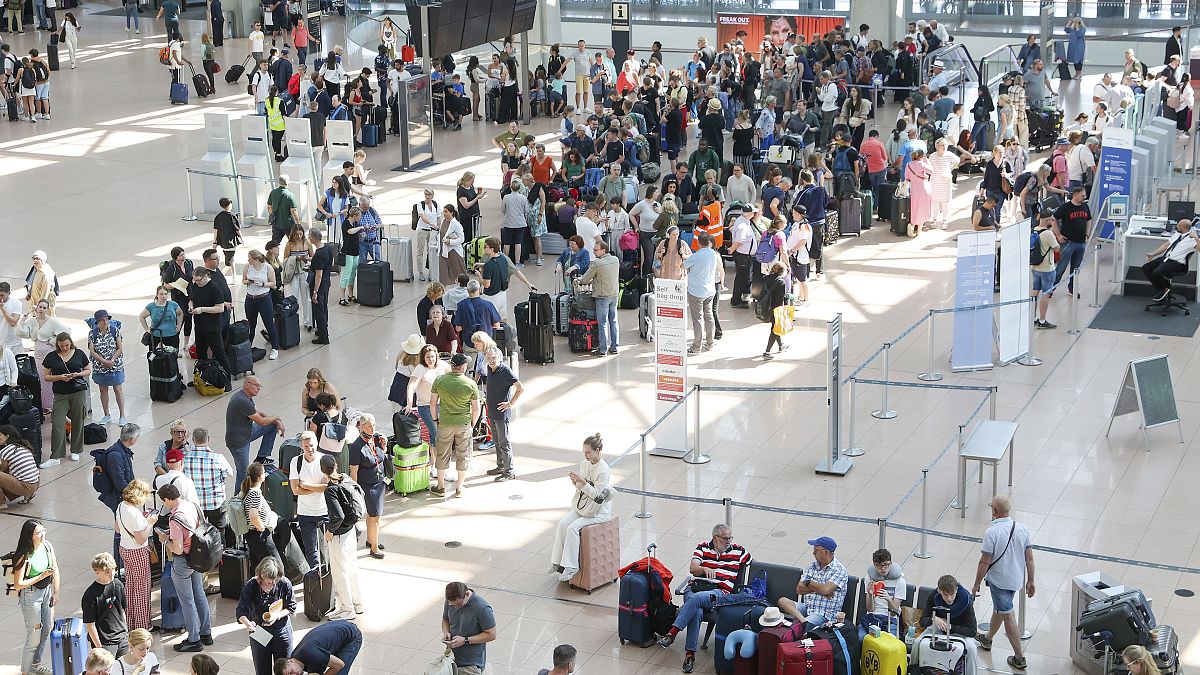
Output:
[1168, 200, 1195, 223]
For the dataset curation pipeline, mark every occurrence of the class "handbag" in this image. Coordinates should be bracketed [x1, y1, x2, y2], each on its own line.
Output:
[59, 353, 88, 393]
[141, 303, 169, 346]
[573, 481, 610, 518]
[772, 305, 795, 336]
[424, 648, 457, 675]
[212, 61, 222, 73]
[894, 180, 911, 199]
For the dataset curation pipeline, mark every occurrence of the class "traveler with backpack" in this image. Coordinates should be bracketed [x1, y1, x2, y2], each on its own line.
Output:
[86, 310, 127, 427]
[758, 262, 789, 360]
[1030, 209, 1060, 329]
[320, 453, 364, 620]
[93, 424, 138, 514]
[159, 481, 213, 653]
[15, 56, 36, 124]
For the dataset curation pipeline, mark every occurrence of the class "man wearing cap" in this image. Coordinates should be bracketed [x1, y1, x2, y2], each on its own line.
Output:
[1030, 208, 1060, 329]
[429, 354, 480, 499]
[658, 524, 751, 674]
[928, 61, 950, 91]
[154, 447, 200, 506]
[778, 536, 848, 629]
[728, 202, 761, 308]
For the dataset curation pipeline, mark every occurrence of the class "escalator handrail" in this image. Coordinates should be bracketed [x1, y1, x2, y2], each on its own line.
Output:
[919, 43, 981, 86]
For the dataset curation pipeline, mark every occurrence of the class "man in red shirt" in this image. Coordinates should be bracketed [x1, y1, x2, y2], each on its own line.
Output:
[657, 524, 751, 673]
[859, 128, 889, 216]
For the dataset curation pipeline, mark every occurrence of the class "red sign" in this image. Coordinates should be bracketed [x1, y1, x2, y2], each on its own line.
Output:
[716, 14, 846, 57]
[658, 306, 684, 319]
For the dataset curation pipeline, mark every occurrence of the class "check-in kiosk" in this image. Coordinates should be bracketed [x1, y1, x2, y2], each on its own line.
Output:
[279, 117, 318, 221]
[196, 112, 238, 219]
[235, 115, 274, 223]
[322, 120, 355, 198]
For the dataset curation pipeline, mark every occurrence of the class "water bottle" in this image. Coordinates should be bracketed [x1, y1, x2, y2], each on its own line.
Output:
[869, 625, 881, 638]
[905, 625, 917, 648]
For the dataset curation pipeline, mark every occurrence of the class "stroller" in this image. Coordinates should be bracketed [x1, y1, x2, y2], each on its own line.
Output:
[1027, 105, 1064, 151]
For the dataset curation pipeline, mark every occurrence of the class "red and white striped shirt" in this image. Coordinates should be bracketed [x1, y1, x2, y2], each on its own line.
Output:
[691, 540, 751, 593]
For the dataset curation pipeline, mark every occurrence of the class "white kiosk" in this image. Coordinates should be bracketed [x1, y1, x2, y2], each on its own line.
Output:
[235, 115, 274, 224]
[280, 117, 318, 223]
[322, 119, 355, 197]
[195, 112, 238, 220]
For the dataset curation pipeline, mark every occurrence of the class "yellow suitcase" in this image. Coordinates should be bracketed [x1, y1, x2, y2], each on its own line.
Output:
[861, 627, 907, 675]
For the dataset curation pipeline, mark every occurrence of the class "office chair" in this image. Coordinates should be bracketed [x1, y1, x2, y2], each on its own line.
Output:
[1144, 251, 1193, 316]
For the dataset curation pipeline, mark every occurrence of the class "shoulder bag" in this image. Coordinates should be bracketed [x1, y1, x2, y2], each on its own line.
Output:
[142, 304, 169, 346]
[573, 480, 610, 518]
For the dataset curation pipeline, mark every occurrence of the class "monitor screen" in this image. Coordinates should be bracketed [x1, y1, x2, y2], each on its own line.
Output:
[1168, 200, 1195, 223]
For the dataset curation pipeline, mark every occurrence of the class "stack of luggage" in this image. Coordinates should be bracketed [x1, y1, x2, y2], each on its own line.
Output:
[390, 411, 429, 496]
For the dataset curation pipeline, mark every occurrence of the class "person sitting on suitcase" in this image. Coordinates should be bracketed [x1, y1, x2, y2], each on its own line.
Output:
[236, 557, 296, 675]
[919, 574, 978, 638]
[777, 536, 848, 630]
[657, 524, 751, 674]
[273, 620, 362, 675]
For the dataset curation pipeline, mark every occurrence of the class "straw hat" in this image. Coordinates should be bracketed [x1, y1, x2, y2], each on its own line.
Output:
[401, 334, 425, 355]
[759, 607, 790, 627]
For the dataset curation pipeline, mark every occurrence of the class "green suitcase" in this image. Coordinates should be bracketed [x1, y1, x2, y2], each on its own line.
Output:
[392, 442, 430, 495]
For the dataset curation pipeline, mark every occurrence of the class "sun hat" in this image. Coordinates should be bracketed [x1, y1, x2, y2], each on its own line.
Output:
[401, 334, 425, 355]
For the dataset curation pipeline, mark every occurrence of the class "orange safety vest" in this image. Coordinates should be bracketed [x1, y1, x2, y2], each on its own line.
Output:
[692, 201, 723, 251]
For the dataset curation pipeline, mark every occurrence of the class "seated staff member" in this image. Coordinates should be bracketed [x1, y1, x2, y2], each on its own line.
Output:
[1141, 218, 1200, 302]
[272, 620, 362, 675]
[920, 574, 978, 637]
[237, 558, 296, 675]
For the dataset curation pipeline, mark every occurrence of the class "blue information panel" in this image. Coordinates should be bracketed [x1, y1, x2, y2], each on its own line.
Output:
[1096, 127, 1134, 240]
[952, 231, 996, 372]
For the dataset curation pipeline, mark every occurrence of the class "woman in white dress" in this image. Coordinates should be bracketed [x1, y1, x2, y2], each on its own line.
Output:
[550, 433, 613, 582]
[438, 205, 466, 287]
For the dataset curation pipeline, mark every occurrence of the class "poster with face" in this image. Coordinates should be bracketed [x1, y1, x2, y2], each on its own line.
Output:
[716, 14, 846, 56]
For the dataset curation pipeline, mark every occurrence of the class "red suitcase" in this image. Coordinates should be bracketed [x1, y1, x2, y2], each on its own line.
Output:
[777, 640, 834, 675]
[734, 653, 758, 675]
[759, 625, 799, 675]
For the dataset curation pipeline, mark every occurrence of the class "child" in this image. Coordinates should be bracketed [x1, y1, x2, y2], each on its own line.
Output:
[81, 553, 128, 657]
[860, 548, 906, 638]
[559, 105, 576, 145]
[529, 65, 546, 116]
[549, 75, 567, 116]
[603, 196, 630, 255]
[443, 273, 471, 314]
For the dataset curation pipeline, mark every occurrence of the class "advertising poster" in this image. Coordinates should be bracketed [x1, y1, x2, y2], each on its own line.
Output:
[652, 278, 689, 457]
[951, 231, 996, 372]
[1095, 126, 1133, 240]
[716, 14, 846, 54]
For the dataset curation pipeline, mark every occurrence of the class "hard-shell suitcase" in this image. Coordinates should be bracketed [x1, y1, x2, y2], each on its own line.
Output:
[190, 64, 210, 98]
[50, 617, 86, 675]
[758, 625, 798, 675]
[170, 81, 189, 105]
[391, 441, 430, 495]
[639, 292, 655, 341]
[219, 547, 250, 599]
[1106, 625, 1179, 674]
[889, 196, 911, 235]
[568, 317, 599, 353]
[911, 629, 972, 675]
[716, 606, 767, 674]
[159, 559, 186, 631]
[554, 291, 572, 336]
[5, 95, 17, 122]
[617, 568, 655, 647]
[808, 623, 861, 675]
[384, 232, 414, 282]
[839, 196, 863, 236]
[229, 340, 254, 379]
[225, 56, 250, 83]
[356, 260, 394, 307]
[522, 323, 555, 364]
[878, 182, 897, 220]
[303, 529, 333, 621]
[860, 628, 906, 675]
[1085, 590, 1155, 628]
[777, 640, 835, 675]
[147, 348, 185, 403]
[46, 39, 58, 71]
[1079, 592, 1156, 651]
[857, 190, 874, 230]
[361, 124, 379, 147]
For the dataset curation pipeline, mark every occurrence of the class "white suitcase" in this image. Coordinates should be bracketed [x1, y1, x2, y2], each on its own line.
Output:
[638, 292, 655, 341]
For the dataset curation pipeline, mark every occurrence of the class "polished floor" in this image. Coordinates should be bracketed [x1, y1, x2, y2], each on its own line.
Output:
[1, 7, 1200, 675]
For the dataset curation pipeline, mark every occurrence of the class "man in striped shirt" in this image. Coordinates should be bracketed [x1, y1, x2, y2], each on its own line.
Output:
[657, 524, 751, 673]
[0, 435, 40, 505]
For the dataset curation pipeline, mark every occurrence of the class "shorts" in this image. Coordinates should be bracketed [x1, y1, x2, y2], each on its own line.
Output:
[790, 259, 810, 282]
[433, 424, 471, 471]
[1032, 269, 1055, 293]
[990, 584, 1016, 615]
[575, 74, 588, 93]
[500, 227, 525, 246]
[34, 83, 48, 100]
[362, 481, 384, 517]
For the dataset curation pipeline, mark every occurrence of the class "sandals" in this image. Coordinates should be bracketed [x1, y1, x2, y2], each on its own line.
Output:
[338, 299, 350, 306]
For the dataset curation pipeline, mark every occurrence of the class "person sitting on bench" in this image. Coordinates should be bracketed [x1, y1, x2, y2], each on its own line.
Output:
[1142, 218, 1200, 302]
[919, 574, 978, 637]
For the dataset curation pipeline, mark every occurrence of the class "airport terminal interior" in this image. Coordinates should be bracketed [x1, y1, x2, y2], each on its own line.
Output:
[2, 1, 1200, 674]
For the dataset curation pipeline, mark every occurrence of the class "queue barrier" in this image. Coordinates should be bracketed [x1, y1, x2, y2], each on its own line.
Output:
[181, 167, 315, 229]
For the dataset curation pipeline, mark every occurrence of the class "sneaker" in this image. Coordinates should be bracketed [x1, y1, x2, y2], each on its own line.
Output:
[494, 471, 516, 482]
[682, 655, 696, 673]
[42, 113, 49, 120]
[118, 417, 127, 426]
[329, 610, 356, 621]
[354, 605, 364, 614]
[975, 634, 992, 651]
[136, 29, 140, 34]
[429, 485, 446, 497]
[269, 349, 278, 360]
[28, 117, 35, 123]
[69, 453, 80, 462]
[657, 634, 675, 649]
[98, 415, 112, 425]
[608, 347, 618, 355]
[485, 467, 504, 476]
[536, 258, 544, 266]
[558, 567, 578, 581]
[199, 634, 213, 646]
[39, 459, 60, 468]
[589, 348, 607, 356]
[687, 345, 701, 354]
[173, 641, 203, 653]
[515, 263, 525, 269]
[762, 352, 773, 360]
[1035, 320, 1057, 329]
[31, 664, 52, 675]
[324, 605, 344, 618]
[1006, 656, 1027, 670]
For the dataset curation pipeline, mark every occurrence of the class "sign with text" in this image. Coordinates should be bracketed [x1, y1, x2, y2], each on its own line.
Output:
[651, 278, 689, 457]
[1096, 126, 1133, 240]
[716, 14, 845, 57]
[951, 231, 996, 372]
[997, 221, 1031, 364]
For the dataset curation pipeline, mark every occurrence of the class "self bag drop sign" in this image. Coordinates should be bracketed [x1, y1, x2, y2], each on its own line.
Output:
[1095, 126, 1133, 239]
[952, 231, 996, 372]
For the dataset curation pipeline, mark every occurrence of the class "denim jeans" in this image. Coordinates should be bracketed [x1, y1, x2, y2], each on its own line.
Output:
[33, 0, 45, 26]
[867, 170, 885, 210]
[297, 514, 328, 567]
[229, 422, 279, 488]
[595, 295, 619, 351]
[125, 2, 138, 29]
[417, 404, 438, 445]
[245, 293, 279, 350]
[672, 589, 723, 652]
[20, 585, 53, 673]
[250, 623, 292, 675]
[1054, 240, 1086, 292]
[359, 240, 381, 262]
[171, 556, 212, 643]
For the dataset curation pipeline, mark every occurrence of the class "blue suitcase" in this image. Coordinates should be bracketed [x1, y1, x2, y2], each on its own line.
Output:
[618, 570, 655, 647]
[159, 564, 186, 631]
[714, 605, 766, 674]
[361, 124, 378, 147]
[50, 617, 87, 675]
[170, 82, 188, 105]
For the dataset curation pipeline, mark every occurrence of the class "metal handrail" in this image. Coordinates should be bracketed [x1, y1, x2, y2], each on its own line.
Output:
[977, 43, 1023, 95]
[919, 43, 979, 102]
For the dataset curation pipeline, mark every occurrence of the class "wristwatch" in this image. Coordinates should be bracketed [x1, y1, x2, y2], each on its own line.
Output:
[464, 636, 470, 645]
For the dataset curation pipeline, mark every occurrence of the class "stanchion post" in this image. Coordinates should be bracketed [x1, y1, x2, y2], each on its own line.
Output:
[877, 518, 887, 549]
[684, 385, 711, 465]
[914, 469, 932, 559]
[1067, 276, 1081, 335]
[871, 343, 898, 419]
[989, 387, 998, 421]
[635, 434, 651, 519]
[1018, 571, 1032, 640]
[723, 497, 733, 529]
[1016, 298, 1043, 367]
[952, 424, 966, 513]
[917, 311, 943, 382]
[182, 170, 198, 222]
[843, 379, 864, 457]
[1090, 242, 1103, 308]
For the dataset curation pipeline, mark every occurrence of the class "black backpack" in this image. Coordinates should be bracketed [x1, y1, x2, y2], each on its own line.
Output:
[173, 510, 224, 573]
[20, 67, 34, 89]
[645, 568, 678, 636]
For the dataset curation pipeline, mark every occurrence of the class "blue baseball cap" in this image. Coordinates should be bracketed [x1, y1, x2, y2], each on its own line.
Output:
[807, 536, 838, 552]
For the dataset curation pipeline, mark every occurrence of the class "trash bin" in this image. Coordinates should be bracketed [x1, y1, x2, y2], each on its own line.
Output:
[1070, 572, 1145, 675]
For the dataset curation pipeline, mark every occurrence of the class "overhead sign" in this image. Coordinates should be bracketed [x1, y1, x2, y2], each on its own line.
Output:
[951, 231, 996, 372]
[650, 278, 689, 458]
[611, 1, 630, 29]
[1096, 126, 1134, 240]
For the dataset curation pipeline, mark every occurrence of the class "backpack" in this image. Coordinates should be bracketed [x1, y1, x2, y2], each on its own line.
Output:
[20, 66, 34, 89]
[755, 231, 780, 264]
[632, 135, 650, 163]
[832, 147, 852, 173]
[331, 480, 365, 531]
[833, 80, 849, 108]
[158, 46, 171, 66]
[90, 446, 121, 496]
[224, 494, 251, 538]
[753, 278, 778, 323]
[1030, 229, 1049, 265]
[173, 510, 224, 573]
[1012, 171, 1034, 197]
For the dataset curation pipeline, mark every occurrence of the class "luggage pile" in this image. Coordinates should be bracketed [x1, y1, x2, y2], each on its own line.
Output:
[514, 292, 554, 364]
[390, 411, 430, 496]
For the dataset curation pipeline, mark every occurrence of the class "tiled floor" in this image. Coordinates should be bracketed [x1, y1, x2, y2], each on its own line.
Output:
[1, 7, 1199, 675]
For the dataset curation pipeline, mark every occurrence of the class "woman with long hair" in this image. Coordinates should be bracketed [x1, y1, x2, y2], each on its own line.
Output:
[970, 86, 996, 151]
[404, 344, 449, 446]
[467, 55, 486, 122]
[320, 454, 362, 619]
[455, 171, 484, 242]
[319, 51, 344, 97]
[240, 461, 280, 571]
[13, 518, 58, 675]
[159, 246, 193, 349]
[906, 148, 933, 237]
[42, 332, 90, 466]
[840, 86, 871, 148]
[112, 629, 159, 675]
[438, 204, 467, 286]
[59, 12, 80, 69]
[298, 367, 340, 425]
[654, 225, 691, 280]
[316, 175, 352, 246]
[1121, 645, 1161, 675]
[116, 480, 157, 631]
[379, 17, 398, 59]
[759, 261, 789, 359]
[1174, 73, 1193, 137]
[242, 250, 279, 360]
[497, 56, 520, 125]
[199, 32, 216, 89]
[282, 225, 315, 331]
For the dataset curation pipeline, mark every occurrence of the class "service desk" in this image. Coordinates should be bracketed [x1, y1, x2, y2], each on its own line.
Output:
[1122, 219, 1198, 300]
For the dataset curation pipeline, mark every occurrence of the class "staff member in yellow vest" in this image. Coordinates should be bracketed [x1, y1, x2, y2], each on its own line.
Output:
[265, 86, 287, 163]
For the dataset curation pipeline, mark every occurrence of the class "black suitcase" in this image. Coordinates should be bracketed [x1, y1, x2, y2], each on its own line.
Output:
[5, 95, 17, 122]
[15, 354, 40, 412]
[303, 530, 333, 621]
[514, 301, 532, 347]
[275, 296, 301, 349]
[228, 340, 254, 378]
[521, 324, 555, 364]
[878, 181, 898, 220]
[617, 570, 655, 647]
[219, 547, 250, 599]
[46, 40, 58, 71]
[356, 260, 393, 307]
[494, 322, 517, 358]
[645, 132, 661, 166]
[225, 56, 250, 84]
[147, 348, 185, 403]
[10, 409, 42, 465]
[889, 196, 911, 235]
[838, 196, 862, 236]
[192, 69, 211, 98]
[809, 623, 862, 675]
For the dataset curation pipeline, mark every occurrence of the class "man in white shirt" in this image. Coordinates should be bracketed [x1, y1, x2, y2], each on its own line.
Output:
[816, 70, 839, 147]
[248, 22, 265, 65]
[971, 496, 1034, 671]
[930, 19, 950, 44]
[1142, 218, 1200, 301]
[1107, 76, 1135, 114]
[153, 448, 200, 507]
[290, 430, 328, 568]
[0, 282, 23, 353]
[252, 60, 272, 114]
[786, 205, 812, 305]
[574, 203, 604, 248]
[729, 203, 761, 308]
[572, 40, 590, 110]
[1091, 73, 1114, 107]
[167, 38, 189, 87]
[928, 62, 950, 92]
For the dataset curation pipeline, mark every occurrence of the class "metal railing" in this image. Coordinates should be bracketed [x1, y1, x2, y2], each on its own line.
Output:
[978, 43, 1024, 96]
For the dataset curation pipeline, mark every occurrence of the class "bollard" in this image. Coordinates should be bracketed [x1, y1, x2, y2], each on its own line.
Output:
[871, 342, 898, 419]
[723, 497, 733, 529]
[684, 386, 711, 465]
[182, 171, 198, 222]
[1090, 242, 1103, 308]
[917, 310, 943, 382]
[1067, 277, 1082, 335]
[989, 387, 998, 421]
[1016, 299, 1043, 366]
[843, 379, 865, 457]
[635, 434, 651, 519]
[877, 518, 887, 549]
[915, 469, 932, 559]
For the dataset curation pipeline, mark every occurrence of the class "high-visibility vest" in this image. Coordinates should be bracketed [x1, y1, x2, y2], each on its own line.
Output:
[265, 98, 285, 132]
[692, 201, 723, 251]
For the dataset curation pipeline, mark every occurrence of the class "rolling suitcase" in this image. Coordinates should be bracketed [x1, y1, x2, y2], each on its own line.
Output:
[275, 296, 301, 349]
[716, 606, 766, 674]
[384, 230, 414, 282]
[159, 558, 186, 631]
[638, 291, 655, 341]
[838, 196, 863, 236]
[777, 640, 834, 675]
[1079, 592, 1155, 651]
[808, 623, 861, 675]
[229, 340, 254, 379]
[190, 64, 210, 98]
[877, 182, 897, 220]
[617, 569, 655, 647]
[6, 94, 18, 122]
[522, 324, 555, 364]
[219, 547, 250, 599]
[857, 190, 873, 230]
[860, 626, 906, 675]
[16, 354, 40, 411]
[170, 81, 189, 105]
[911, 621, 973, 675]
[758, 625, 799, 675]
[889, 196, 910, 236]
[391, 441, 430, 495]
[361, 124, 379, 147]
[356, 260, 394, 307]
[568, 316, 599, 353]
[10, 409, 42, 465]
[46, 36, 58, 71]
[225, 56, 251, 83]
[147, 347, 185, 403]
[554, 291, 572, 336]
[303, 527, 333, 621]
[50, 617, 86, 675]
[514, 301, 532, 347]
[1105, 625, 1179, 674]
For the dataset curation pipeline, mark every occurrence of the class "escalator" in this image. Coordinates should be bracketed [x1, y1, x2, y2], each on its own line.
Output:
[919, 43, 981, 98]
